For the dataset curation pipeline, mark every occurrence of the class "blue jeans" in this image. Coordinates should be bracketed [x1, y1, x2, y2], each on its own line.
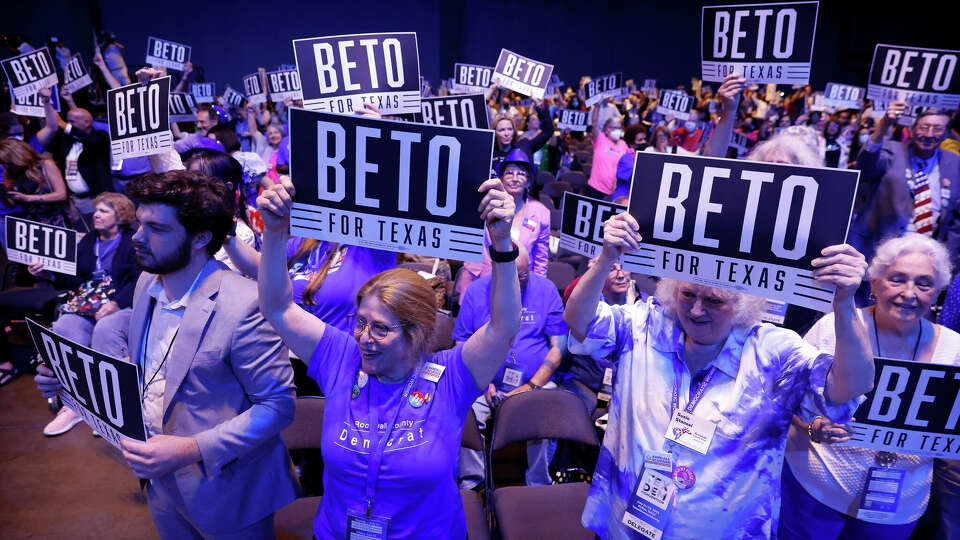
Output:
[778, 461, 918, 540]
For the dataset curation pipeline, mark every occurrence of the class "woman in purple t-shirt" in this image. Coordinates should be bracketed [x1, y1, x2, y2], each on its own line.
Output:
[257, 177, 522, 539]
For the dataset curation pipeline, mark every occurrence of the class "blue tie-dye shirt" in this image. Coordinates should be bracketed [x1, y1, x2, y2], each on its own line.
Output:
[571, 298, 860, 539]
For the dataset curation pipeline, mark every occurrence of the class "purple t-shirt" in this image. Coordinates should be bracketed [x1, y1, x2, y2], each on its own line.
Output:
[453, 274, 567, 390]
[286, 238, 396, 332]
[308, 326, 481, 539]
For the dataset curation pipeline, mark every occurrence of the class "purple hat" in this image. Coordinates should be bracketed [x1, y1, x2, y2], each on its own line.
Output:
[193, 136, 226, 152]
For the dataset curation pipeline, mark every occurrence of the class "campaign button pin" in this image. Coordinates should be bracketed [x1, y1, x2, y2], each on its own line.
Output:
[409, 391, 426, 408]
[672, 465, 696, 490]
[351, 385, 360, 399]
[357, 371, 369, 389]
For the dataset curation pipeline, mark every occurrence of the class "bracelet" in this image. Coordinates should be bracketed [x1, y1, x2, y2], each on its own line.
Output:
[488, 242, 519, 263]
[527, 381, 542, 390]
[807, 416, 823, 443]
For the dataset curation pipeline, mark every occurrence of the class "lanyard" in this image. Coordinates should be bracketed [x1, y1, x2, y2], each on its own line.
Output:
[139, 296, 181, 399]
[95, 235, 120, 273]
[872, 308, 921, 362]
[670, 360, 719, 418]
[363, 360, 422, 517]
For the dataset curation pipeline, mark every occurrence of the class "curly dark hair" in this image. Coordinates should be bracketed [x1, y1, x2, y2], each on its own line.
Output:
[126, 170, 234, 255]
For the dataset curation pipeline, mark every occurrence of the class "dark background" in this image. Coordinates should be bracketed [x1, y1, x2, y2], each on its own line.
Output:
[3, 0, 956, 92]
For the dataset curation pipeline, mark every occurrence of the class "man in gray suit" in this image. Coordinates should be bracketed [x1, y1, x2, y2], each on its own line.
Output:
[851, 102, 960, 279]
[36, 170, 298, 538]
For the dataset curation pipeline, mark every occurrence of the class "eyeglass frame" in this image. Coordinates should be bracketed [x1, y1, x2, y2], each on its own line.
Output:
[348, 314, 407, 340]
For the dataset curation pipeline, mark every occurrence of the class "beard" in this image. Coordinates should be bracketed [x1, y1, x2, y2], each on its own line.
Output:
[135, 236, 193, 274]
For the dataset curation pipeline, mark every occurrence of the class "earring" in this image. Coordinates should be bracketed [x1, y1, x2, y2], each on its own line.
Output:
[868, 293, 877, 303]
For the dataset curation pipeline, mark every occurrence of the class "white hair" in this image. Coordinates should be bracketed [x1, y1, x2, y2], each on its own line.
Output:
[867, 234, 953, 291]
[655, 279, 767, 328]
[746, 127, 823, 167]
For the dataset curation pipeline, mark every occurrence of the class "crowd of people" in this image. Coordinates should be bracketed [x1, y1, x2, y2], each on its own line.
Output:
[1, 28, 959, 540]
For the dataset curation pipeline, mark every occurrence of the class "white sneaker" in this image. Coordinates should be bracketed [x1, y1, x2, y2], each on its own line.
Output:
[43, 407, 84, 437]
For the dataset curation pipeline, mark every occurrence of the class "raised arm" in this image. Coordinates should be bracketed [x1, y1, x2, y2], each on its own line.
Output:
[461, 179, 523, 390]
[256, 178, 326, 363]
[701, 72, 746, 158]
[565, 212, 641, 341]
[92, 52, 122, 89]
[35, 87, 64, 148]
[527, 99, 556, 152]
[172, 61, 193, 93]
[811, 244, 873, 403]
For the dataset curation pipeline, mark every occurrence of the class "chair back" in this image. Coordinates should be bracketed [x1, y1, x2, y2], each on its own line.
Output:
[490, 389, 598, 451]
[281, 396, 326, 450]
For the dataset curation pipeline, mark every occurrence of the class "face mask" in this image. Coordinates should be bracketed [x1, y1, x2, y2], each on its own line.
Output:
[609, 128, 623, 141]
[858, 134, 870, 145]
[915, 135, 942, 146]
[684, 121, 697, 132]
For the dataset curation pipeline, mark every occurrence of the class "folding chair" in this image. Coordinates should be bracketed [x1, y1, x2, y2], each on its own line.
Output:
[559, 171, 587, 190]
[536, 170, 556, 187]
[275, 397, 326, 540]
[486, 390, 598, 540]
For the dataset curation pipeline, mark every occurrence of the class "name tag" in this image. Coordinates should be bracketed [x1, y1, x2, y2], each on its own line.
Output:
[598, 367, 614, 402]
[346, 512, 390, 539]
[856, 467, 905, 521]
[421, 362, 445, 383]
[622, 469, 675, 540]
[664, 410, 716, 455]
[502, 367, 523, 388]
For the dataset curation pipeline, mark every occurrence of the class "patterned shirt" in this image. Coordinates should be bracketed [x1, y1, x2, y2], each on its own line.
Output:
[571, 298, 860, 539]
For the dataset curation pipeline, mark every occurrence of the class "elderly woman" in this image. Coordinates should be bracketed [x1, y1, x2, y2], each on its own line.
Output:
[257, 177, 521, 539]
[455, 149, 550, 299]
[779, 234, 959, 540]
[564, 211, 872, 539]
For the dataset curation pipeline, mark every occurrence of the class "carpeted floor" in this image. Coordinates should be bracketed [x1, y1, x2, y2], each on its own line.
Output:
[0, 374, 159, 539]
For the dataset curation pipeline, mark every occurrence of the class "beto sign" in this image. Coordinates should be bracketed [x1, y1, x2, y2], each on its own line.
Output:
[491, 48, 554, 99]
[1, 46, 58, 99]
[623, 152, 859, 312]
[867, 44, 960, 121]
[701, 1, 819, 84]
[294, 32, 421, 115]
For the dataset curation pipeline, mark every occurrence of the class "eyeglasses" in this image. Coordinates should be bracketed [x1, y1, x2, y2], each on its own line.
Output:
[914, 124, 946, 135]
[503, 169, 529, 179]
[348, 314, 406, 340]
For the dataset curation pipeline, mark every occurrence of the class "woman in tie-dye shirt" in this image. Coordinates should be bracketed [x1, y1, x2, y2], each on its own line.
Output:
[564, 212, 875, 539]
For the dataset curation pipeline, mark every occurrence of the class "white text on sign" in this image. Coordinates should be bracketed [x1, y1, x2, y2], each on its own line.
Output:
[115, 85, 162, 136]
[312, 38, 405, 93]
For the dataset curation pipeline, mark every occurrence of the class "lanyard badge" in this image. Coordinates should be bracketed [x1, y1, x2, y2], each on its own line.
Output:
[663, 363, 718, 455]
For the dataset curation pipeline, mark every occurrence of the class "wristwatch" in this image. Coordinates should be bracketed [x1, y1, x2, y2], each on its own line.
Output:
[527, 381, 542, 390]
[488, 242, 519, 263]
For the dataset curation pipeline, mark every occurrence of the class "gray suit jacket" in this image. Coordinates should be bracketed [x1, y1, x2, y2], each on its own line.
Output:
[129, 260, 299, 532]
[852, 140, 960, 268]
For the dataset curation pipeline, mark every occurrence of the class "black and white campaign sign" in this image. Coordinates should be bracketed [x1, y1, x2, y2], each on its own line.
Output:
[221, 86, 245, 108]
[657, 89, 694, 120]
[27, 319, 146, 450]
[190, 82, 216, 103]
[10, 84, 60, 118]
[453, 63, 494, 94]
[413, 94, 489, 129]
[559, 192, 626, 258]
[107, 76, 173, 161]
[623, 152, 859, 312]
[288, 107, 494, 261]
[4, 216, 77, 275]
[867, 44, 960, 120]
[584, 72, 623, 108]
[242, 72, 267, 104]
[63, 54, 93, 94]
[556, 109, 589, 131]
[266, 69, 303, 102]
[145, 36, 191, 71]
[730, 131, 749, 155]
[823, 82, 864, 109]
[701, 1, 819, 84]
[1, 46, 59, 99]
[491, 48, 554, 99]
[642, 79, 657, 92]
[293, 32, 421, 115]
[169, 92, 198, 122]
[840, 357, 960, 460]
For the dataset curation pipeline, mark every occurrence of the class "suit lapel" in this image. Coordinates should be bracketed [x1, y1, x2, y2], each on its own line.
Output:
[161, 267, 224, 418]
[128, 273, 159, 373]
